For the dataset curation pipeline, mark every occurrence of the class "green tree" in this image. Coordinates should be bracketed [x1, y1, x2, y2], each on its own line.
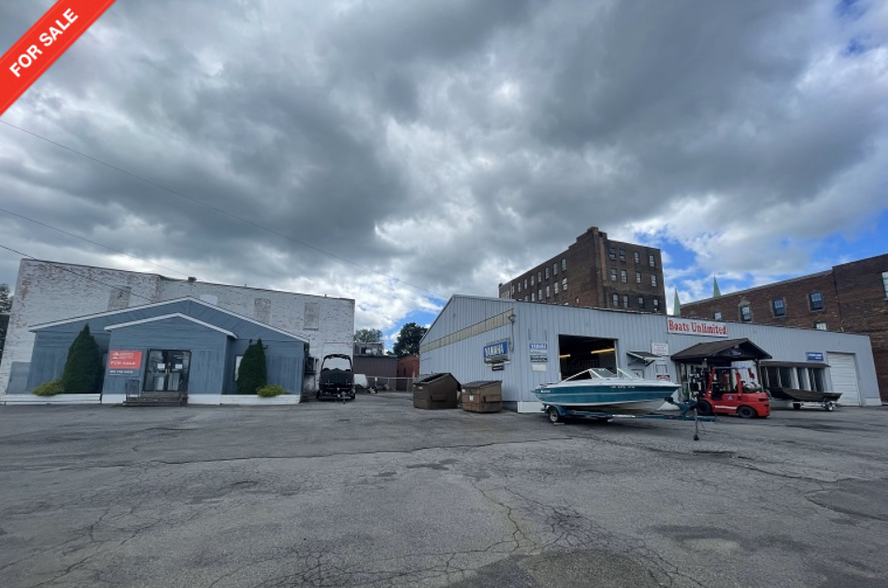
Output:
[237, 339, 268, 394]
[393, 322, 427, 357]
[0, 284, 11, 364]
[60, 324, 103, 393]
[0, 283, 11, 313]
[354, 328, 383, 343]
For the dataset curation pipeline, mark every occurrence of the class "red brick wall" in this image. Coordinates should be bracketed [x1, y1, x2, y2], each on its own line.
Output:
[500, 226, 666, 313]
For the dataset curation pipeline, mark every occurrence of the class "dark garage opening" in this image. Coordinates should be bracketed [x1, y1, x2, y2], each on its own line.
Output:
[558, 335, 617, 379]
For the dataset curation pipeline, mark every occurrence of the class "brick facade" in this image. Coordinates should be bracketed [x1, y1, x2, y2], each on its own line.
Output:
[498, 227, 666, 313]
[681, 253, 888, 401]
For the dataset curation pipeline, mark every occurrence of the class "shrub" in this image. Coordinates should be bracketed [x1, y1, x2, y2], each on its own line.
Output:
[33, 379, 64, 396]
[257, 385, 287, 397]
[61, 324, 103, 393]
[236, 339, 267, 394]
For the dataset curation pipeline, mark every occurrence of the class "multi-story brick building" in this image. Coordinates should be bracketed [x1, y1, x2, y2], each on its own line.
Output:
[498, 226, 666, 313]
[681, 253, 888, 401]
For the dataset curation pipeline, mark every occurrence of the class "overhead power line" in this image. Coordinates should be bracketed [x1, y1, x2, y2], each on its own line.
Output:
[0, 120, 444, 299]
[0, 205, 191, 278]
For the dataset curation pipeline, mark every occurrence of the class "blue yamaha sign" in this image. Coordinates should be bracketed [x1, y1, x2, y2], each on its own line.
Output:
[483, 340, 509, 363]
[806, 352, 824, 362]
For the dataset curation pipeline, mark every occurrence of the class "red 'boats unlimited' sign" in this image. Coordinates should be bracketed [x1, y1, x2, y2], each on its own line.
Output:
[667, 317, 728, 338]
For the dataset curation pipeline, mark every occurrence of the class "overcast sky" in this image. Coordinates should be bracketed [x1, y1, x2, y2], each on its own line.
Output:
[1, 0, 886, 346]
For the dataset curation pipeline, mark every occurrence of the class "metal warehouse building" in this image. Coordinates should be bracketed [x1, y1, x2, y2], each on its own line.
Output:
[420, 296, 880, 413]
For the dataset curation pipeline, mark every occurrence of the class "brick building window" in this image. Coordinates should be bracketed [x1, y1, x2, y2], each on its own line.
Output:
[648, 254, 655, 267]
[612, 293, 619, 307]
[538, 289, 542, 300]
[531, 275, 535, 286]
[532, 293, 536, 302]
[882, 271, 888, 297]
[545, 267, 549, 279]
[619, 248, 626, 262]
[517, 282, 521, 293]
[638, 296, 645, 309]
[561, 259, 567, 271]
[809, 291, 824, 311]
[562, 278, 568, 290]
[546, 285, 550, 298]
[553, 263, 558, 276]
[636, 272, 642, 284]
[524, 278, 528, 290]
[740, 305, 752, 322]
[772, 298, 785, 317]
[634, 251, 640, 264]
[713, 311, 722, 320]
[538, 271, 542, 283]
[609, 246, 616, 260]
[621, 270, 627, 283]
[623, 295, 629, 308]
[815, 321, 827, 330]
[653, 298, 660, 311]
[651, 275, 657, 287]
[610, 269, 617, 282]
[554, 281, 559, 294]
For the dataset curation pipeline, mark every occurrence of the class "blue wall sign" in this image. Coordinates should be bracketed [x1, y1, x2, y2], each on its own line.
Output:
[806, 352, 824, 362]
[483, 340, 509, 363]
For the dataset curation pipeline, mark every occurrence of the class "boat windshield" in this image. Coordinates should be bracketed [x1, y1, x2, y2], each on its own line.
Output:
[564, 368, 641, 381]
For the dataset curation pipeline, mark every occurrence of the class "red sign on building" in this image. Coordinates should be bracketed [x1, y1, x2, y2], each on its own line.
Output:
[108, 350, 142, 375]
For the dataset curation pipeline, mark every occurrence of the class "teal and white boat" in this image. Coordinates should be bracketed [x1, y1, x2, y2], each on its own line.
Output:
[533, 368, 679, 414]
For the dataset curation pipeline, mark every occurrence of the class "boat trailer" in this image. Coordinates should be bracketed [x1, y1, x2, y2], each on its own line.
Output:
[541, 398, 717, 441]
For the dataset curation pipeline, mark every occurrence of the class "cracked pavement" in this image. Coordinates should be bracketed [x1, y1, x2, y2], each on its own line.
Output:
[1, 395, 887, 587]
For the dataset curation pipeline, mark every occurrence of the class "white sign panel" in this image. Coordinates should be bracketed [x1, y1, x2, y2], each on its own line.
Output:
[667, 317, 728, 338]
[651, 342, 669, 356]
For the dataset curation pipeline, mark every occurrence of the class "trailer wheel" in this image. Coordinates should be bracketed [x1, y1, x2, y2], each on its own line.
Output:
[696, 400, 713, 417]
[737, 406, 756, 419]
[792, 403, 801, 410]
[823, 401, 836, 412]
[547, 406, 561, 424]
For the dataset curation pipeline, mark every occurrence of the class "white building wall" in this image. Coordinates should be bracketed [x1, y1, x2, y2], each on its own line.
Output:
[0, 259, 354, 394]
[421, 296, 881, 413]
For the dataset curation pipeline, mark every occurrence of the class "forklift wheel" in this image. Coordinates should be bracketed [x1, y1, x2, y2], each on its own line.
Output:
[696, 400, 713, 417]
[547, 406, 561, 424]
[737, 406, 756, 419]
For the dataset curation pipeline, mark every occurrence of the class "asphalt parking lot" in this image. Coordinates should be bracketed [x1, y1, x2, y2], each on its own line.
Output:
[1, 394, 887, 588]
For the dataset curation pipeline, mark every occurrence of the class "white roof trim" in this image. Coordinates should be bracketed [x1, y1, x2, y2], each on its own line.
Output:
[104, 313, 237, 338]
[29, 296, 309, 343]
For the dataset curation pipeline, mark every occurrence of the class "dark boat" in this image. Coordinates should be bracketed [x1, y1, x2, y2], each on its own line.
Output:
[768, 387, 842, 410]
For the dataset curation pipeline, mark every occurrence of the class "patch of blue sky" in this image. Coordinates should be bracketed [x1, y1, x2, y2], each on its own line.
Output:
[845, 35, 870, 55]
[836, 0, 866, 20]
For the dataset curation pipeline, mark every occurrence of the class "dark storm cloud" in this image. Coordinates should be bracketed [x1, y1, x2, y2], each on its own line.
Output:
[1, 0, 886, 325]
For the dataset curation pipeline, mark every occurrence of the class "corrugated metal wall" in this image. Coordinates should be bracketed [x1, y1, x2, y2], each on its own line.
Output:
[422, 296, 880, 407]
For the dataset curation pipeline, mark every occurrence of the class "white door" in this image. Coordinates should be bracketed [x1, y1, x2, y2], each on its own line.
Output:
[827, 352, 862, 406]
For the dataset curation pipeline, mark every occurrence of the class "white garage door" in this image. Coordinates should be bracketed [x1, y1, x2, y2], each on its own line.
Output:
[827, 353, 862, 406]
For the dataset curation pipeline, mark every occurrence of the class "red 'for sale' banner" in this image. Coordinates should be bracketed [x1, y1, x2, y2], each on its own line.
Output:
[0, 0, 117, 117]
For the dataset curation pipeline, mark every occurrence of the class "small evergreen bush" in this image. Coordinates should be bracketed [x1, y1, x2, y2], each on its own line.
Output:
[237, 339, 268, 394]
[61, 324, 103, 393]
[32, 379, 64, 396]
[257, 385, 287, 397]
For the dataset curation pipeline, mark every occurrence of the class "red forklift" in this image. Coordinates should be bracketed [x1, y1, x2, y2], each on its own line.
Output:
[691, 366, 770, 419]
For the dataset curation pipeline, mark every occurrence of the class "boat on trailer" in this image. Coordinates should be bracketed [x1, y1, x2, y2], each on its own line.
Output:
[533, 368, 680, 414]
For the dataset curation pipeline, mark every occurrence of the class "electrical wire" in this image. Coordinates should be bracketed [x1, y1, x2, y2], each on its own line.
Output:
[0, 206, 191, 278]
[0, 119, 444, 299]
[0, 243, 156, 304]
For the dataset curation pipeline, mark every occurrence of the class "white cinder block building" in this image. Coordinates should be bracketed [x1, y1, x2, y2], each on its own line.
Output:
[0, 259, 354, 395]
[420, 295, 881, 413]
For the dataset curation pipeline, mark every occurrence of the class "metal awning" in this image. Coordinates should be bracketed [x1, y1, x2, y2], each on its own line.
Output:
[626, 351, 661, 365]
[671, 338, 772, 364]
[761, 360, 830, 369]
